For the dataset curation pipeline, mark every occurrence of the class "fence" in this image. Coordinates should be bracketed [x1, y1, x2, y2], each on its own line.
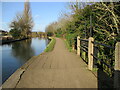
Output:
[77, 36, 120, 89]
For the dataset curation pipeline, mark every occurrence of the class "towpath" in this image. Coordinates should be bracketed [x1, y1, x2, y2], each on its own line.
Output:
[3, 38, 97, 88]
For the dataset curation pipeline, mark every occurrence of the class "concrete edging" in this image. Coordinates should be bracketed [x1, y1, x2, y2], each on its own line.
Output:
[2, 52, 46, 88]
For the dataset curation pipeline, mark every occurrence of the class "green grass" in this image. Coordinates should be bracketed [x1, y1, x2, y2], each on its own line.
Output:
[92, 68, 98, 72]
[64, 39, 72, 52]
[44, 38, 56, 52]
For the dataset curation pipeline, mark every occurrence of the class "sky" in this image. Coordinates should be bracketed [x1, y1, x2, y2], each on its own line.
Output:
[1, 2, 69, 32]
[1, 0, 117, 32]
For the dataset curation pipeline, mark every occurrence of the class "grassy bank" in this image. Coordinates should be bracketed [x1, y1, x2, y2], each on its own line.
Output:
[44, 38, 56, 52]
[64, 39, 72, 52]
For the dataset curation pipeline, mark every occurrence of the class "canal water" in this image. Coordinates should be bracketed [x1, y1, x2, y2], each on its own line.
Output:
[0, 37, 49, 83]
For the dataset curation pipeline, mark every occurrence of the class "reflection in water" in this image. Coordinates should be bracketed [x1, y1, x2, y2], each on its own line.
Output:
[11, 39, 35, 62]
[1, 38, 48, 83]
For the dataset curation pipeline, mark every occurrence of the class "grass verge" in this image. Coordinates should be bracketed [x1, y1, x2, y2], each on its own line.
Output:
[64, 39, 72, 52]
[44, 38, 56, 52]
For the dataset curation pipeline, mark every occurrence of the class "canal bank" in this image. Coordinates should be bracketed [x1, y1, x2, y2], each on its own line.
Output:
[1, 37, 49, 84]
[2, 37, 54, 87]
[2, 38, 97, 88]
[1, 38, 28, 45]
[2, 53, 45, 88]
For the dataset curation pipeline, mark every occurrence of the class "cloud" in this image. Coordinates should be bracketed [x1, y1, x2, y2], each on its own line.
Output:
[0, 22, 10, 31]
[34, 15, 40, 19]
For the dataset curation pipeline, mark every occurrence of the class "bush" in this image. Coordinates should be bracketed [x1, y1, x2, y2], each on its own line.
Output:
[65, 33, 77, 47]
[10, 29, 21, 39]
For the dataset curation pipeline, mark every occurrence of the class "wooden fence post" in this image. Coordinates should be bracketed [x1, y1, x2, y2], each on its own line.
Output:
[77, 36, 80, 55]
[114, 42, 120, 89]
[72, 45, 75, 51]
[88, 37, 94, 70]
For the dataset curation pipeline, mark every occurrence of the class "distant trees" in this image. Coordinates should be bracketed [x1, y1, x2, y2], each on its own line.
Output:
[45, 13, 73, 37]
[10, 0, 33, 39]
[45, 22, 58, 36]
[31, 32, 46, 37]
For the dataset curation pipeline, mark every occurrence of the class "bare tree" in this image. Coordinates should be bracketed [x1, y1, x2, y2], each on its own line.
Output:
[23, 0, 34, 37]
[10, 0, 34, 38]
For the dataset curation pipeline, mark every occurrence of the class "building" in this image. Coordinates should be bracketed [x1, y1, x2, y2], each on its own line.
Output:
[0, 30, 8, 36]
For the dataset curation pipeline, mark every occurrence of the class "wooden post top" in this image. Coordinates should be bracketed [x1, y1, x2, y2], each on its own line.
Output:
[115, 42, 120, 70]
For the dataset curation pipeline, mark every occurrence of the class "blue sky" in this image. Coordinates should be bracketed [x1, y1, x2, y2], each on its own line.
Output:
[1, 2, 69, 32]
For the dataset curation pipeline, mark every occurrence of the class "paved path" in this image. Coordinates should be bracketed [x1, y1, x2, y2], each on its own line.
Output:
[9, 38, 98, 88]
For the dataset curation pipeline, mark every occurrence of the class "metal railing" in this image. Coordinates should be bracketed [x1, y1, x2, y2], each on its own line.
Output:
[92, 41, 115, 77]
[77, 37, 115, 77]
[80, 39, 89, 64]
[77, 36, 120, 88]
